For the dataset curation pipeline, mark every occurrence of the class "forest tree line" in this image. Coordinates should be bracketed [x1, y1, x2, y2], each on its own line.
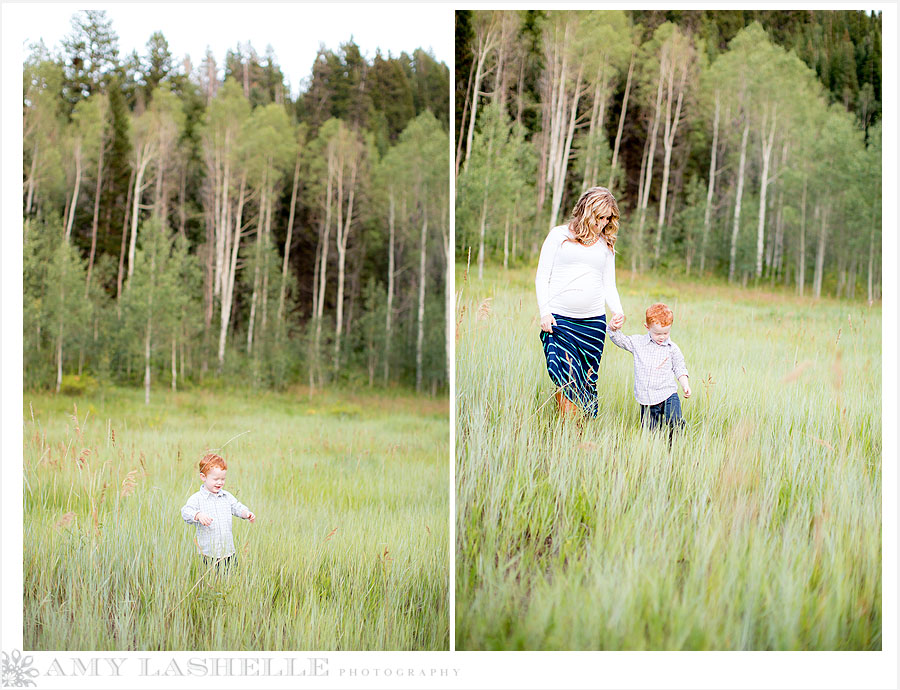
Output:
[24, 10, 450, 398]
[455, 9, 882, 301]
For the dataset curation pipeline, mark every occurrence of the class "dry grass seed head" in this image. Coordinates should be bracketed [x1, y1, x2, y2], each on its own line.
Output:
[55, 512, 75, 530]
[76, 448, 91, 469]
[121, 469, 139, 498]
[477, 298, 493, 321]
[455, 304, 467, 341]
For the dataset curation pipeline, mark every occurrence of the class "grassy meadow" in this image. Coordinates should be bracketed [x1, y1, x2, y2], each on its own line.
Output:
[23, 386, 448, 650]
[456, 264, 881, 650]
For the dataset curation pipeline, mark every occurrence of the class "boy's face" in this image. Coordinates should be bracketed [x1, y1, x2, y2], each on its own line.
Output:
[200, 467, 227, 493]
[645, 321, 671, 345]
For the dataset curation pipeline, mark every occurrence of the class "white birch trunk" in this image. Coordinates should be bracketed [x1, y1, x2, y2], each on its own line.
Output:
[637, 58, 666, 269]
[127, 146, 153, 281]
[546, 28, 569, 194]
[798, 176, 807, 296]
[117, 168, 135, 302]
[218, 173, 246, 368]
[215, 132, 231, 300]
[700, 92, 720, 274]
[261, 177, 272, 335]
[654, 57, 686, 262]
[334, 165, 357, 370]
[755, 104, 777, 278]
[56, 318, 63, 394]
[549, 62, 583, 226]
[867, 210, 875, 303]
[85, 141, 104, 295]
[247, 169, 267, 354]
[813, 205, 828, 298]
[384, 189, 395, 383]
[144, 316, 152, 405]
[464, 26, 496, 170]
[65, 143, 82, 243]
[315, 148, 335, 357]
[582, 62, 605, 191]
[503, 212, 510, 269]
[416, 212, 428, 393]
[171, 336, 177, 391]
[477, 191, 488, 280]
[26, 141, 38, 214]
[278, 155, 301, 323]
[728, 118, 750, 283]
[609, 47, 635, 190]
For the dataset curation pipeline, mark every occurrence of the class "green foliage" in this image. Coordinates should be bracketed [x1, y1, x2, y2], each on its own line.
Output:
[23, 17, 449, 396]
[59, 374, 99, 396]
[370, 51, 416, 145]
[457, 104, 535, 265]
[458, 11, 880, 295]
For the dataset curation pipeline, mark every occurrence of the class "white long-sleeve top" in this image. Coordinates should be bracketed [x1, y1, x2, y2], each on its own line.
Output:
[534, 224, 624, 318]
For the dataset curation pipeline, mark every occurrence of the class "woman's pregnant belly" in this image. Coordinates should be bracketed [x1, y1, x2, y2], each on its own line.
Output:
[548, 267, 604, 315]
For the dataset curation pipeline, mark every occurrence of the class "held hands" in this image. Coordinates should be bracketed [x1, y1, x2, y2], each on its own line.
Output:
[608, 312, 626, 330]
[540, 314, 557, 333]
[243, 511, 256, 522]
[195, 511, 213, 526]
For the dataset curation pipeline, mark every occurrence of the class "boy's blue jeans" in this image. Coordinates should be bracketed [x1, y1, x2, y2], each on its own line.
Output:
[202, 554, 235, 575]
[640, 392, 684, 442]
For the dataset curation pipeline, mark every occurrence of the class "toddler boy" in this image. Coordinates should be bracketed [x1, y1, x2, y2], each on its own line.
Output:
[608, 302, 691, 442]
[180, 453, 255, 573]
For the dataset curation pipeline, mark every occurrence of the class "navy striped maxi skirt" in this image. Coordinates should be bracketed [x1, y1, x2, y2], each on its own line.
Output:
[539, 313, 607, 417]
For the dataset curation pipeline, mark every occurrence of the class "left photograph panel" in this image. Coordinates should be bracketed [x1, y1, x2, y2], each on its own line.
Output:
[20, 6, 450, 650]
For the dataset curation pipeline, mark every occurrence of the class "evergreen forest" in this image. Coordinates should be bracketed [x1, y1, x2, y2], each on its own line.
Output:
[455, 9, 882, 300]
[24, 10, 450, 398]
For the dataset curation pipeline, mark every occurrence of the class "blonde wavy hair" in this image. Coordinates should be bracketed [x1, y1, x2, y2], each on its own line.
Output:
[567, 186, 619, 251]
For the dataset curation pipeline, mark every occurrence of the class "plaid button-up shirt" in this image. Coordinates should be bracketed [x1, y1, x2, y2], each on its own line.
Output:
[608, 330, 689, 406]
[180, 486, 251, 558]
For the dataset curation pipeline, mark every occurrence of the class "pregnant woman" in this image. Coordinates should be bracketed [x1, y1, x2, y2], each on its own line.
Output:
[535, 186, 625, 418]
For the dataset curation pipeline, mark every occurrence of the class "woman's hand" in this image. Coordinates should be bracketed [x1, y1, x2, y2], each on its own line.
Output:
[540, 314, 557, 333]
[608, 312, 625, 330]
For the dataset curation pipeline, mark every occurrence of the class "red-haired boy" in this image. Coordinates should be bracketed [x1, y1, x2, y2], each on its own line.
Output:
[608, 302, 691, 441]
[180, 453, 255, 572]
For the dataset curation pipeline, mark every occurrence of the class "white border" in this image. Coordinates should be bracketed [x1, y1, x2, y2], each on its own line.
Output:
[3, 2, 898, 689]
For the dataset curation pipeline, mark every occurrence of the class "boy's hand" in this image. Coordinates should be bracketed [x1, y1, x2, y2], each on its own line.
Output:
[608, 312, 625, 330]
[540, 314, 557, 333]
[195, 512, 213, 526]
[682, 381, 692, 398]
[244, 511, 256, 522]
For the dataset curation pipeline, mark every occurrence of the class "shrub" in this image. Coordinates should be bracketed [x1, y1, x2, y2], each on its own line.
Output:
[59, 374, 98, 396]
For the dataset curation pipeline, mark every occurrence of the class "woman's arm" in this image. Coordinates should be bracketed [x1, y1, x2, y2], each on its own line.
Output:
[535, 228, 562, 319]
[603, 248, 625, 319]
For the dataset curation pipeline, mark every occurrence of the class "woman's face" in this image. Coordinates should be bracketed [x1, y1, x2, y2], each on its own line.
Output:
[595, 212, 613, 230]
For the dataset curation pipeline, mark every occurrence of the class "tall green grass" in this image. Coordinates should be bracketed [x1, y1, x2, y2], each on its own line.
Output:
[24, 387, 448, 650]
[456, 265, 881, 650]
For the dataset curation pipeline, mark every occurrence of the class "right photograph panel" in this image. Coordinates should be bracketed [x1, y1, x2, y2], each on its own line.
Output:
[454, 9, 882, 650]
